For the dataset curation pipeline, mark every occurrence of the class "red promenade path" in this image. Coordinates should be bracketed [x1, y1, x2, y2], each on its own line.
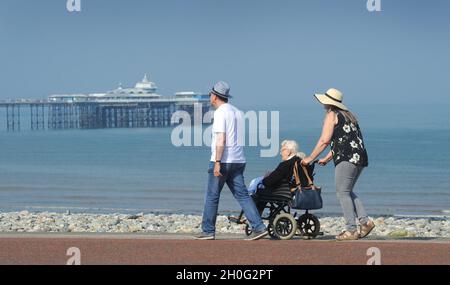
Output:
[0, 233, 449, 265]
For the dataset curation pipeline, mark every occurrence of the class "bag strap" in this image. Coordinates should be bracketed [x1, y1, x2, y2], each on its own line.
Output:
[293, 161, 316, 190]
[293, 161, 301, 189]
[300, 163, 314, 187]
[291, 161, 302, 192]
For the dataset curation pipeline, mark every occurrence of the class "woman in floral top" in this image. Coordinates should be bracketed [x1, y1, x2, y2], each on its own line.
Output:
[302, 88, 375, 241]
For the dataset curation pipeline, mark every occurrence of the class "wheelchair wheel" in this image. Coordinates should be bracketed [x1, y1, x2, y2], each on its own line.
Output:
[267, 223, 278, 239]
[247, 222, 278, 238]
[273, 213, 297, 240]
[297, 213, 320, 238]
[244, 223, 252, 236]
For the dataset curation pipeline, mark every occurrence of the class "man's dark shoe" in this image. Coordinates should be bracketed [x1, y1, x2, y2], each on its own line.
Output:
[245, 229, 268, 241]
[193, 233, 215, 240]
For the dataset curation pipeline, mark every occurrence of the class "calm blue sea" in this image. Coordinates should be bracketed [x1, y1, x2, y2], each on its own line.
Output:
[0, 105, 449, 217]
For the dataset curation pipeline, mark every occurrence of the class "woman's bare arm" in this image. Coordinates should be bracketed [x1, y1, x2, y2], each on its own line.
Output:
[319, 150, 333, 165]
[303, 111, 335, 164]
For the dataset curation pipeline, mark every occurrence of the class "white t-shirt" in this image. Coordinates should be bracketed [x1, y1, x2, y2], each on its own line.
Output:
[210, 103, 246, 163]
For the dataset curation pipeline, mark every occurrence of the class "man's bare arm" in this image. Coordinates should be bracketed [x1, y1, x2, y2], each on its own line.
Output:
[215, 132, 226, 161]
[214, 133, 226, 177]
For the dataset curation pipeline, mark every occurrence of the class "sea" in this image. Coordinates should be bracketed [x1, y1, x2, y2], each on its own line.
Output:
[0, 104, 449, 217]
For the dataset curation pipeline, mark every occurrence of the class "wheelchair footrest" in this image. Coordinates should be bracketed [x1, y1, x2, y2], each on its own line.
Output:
[227, 216, 246, 224]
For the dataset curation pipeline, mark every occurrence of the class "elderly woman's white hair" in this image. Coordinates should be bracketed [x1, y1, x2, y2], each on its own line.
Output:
[281, 140, 305, 158]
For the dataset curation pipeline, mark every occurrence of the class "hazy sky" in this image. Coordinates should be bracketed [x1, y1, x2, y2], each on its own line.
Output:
[1, 0, 449, 111]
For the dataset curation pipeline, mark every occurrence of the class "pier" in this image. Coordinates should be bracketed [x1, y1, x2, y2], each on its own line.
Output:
[0, 75, 210, 131]
[0, 100, 209, 131]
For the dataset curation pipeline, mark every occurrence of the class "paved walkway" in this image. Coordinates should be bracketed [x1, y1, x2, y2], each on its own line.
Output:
[0, 233, 448, 265]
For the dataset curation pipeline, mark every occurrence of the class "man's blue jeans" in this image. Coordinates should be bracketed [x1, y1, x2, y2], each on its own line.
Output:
[201, 162, 266, 235]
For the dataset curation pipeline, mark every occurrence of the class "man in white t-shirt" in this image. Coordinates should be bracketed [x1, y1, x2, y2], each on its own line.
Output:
[194, 81, 268, 241]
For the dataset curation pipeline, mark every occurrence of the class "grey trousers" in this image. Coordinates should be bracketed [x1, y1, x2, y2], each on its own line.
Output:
[335, 161, 369, 231]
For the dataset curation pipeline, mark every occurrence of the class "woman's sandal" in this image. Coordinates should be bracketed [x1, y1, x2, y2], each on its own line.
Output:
[335, 230, 359, 241]
[359, 220, 375, 238]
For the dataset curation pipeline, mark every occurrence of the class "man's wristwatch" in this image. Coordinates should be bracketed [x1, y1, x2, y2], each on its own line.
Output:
[215, 160, 221, 163]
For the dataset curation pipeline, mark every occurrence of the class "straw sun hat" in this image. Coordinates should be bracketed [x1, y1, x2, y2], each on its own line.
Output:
[314, 88, 348, 111]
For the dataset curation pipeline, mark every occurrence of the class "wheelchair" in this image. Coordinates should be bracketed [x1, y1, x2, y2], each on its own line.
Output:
[228, 183, 322, 240]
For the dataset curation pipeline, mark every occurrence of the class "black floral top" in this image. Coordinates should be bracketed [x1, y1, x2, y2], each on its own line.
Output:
[330, 111, 369, 167]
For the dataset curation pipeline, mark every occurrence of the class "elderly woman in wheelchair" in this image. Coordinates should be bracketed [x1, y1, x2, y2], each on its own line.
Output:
[228, 140, 322, 240]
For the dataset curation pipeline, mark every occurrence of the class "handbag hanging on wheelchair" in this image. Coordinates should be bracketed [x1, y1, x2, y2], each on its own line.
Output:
[291, 161, 323, 210]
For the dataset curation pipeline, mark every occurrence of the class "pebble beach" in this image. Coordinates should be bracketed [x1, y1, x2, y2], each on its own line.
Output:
[0, 211, 449, 238]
